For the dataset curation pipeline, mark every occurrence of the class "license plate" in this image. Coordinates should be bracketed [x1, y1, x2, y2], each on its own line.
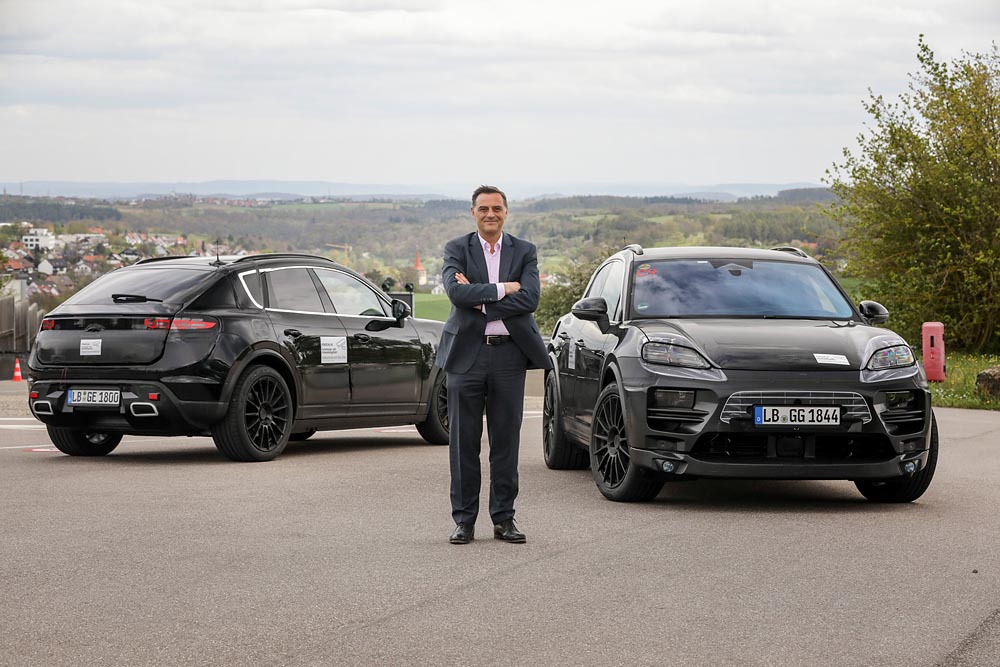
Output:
[67, 388, 121, 406]
[754, 405, 840, 426]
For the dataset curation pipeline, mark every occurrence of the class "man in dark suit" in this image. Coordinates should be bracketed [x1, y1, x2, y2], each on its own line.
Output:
[437, 185, 551, 545]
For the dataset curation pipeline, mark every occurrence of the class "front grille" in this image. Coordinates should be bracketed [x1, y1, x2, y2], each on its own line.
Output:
[880, 409, 925, 435]
[647, 407, 710, 433]
[692, 433, 895, 462]
[720, 391, 872, 424]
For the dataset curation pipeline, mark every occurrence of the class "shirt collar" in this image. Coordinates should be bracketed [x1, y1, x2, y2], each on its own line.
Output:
[477, 232, 503, 253]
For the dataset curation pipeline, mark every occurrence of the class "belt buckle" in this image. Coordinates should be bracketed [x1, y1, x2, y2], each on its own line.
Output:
[486, 335, 501, 345]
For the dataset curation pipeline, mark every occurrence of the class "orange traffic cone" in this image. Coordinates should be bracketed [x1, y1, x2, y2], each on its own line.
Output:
[12, 358, 23, 382]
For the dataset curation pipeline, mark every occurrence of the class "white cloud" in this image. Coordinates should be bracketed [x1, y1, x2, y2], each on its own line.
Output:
[0, 0, 997, 185]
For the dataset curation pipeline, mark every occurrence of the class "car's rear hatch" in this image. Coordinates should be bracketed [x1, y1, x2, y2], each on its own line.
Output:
[32, 265, 220, 367]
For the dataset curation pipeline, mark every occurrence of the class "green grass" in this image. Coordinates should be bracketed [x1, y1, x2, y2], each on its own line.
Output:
[926, 352, 1000, 410]
[413, 293, 451, 321]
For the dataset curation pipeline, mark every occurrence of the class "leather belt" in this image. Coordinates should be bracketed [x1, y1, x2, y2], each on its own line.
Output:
[484, 335, 512, 345]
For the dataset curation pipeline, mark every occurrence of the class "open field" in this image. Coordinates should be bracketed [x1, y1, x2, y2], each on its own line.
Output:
[413, 293, 450, 321]
[928, 352, 1000, 410]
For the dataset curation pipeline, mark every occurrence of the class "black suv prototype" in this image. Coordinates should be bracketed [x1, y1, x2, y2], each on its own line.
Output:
[28, 254, 449, 461]
[544, 245, 937, 503]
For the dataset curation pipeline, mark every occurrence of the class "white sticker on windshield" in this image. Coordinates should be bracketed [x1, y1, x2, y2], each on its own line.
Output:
[80, 339, 102, 356]
[321, 336, 348, 364]
[814, 353, 849, 365]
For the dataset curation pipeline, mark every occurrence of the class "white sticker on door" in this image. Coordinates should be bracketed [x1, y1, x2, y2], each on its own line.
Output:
[80, 339, 102, 356]
[568, 341, 576, 370]
[321, 336, 348, 364]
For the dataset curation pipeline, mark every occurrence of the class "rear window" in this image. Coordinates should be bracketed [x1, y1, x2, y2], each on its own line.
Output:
[630, 259, 855, 319]
[65, 267, 219, 306]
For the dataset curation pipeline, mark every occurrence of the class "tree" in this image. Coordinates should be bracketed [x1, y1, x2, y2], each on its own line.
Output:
[825, 37, 1000, 351]
[534, 245, 619, 333]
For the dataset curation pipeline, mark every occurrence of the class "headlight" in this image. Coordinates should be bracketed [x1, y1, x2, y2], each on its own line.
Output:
[867, 345, 915, 370]
[642, 342, 711, 369]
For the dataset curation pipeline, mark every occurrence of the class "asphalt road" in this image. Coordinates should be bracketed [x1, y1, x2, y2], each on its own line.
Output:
[1, 377, 998, 667]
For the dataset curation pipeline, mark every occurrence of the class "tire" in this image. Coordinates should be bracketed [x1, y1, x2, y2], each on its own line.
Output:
[855, 414, 939, 503]
[211, 365, 292, 462]
[589, 382, 664, 502]
[543, 370, 588, 470]
[416, 371, 449, 445]
[289, 428, 317, 442]
[47, 427, 122, 456]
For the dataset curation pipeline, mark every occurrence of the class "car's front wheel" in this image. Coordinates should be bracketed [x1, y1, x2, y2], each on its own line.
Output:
[590, 382, 664, 502]
[855, 414, 939, 503]
[47, 427, 122, 456]
[212, 365, 292, 462]
[416, 371, 449, 445]
[543, 370, 588, 470]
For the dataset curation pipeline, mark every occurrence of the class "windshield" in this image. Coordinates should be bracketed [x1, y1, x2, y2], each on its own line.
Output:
[629, 259, 855, 319]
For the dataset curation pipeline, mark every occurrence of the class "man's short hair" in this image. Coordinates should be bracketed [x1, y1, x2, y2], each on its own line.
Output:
[471, 185, 507, 209]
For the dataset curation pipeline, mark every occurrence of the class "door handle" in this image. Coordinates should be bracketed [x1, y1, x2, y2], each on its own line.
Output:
[353, 333, 371, 342]
[284, 328, 302, 338]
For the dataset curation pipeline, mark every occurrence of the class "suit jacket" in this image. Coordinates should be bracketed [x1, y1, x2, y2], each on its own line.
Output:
[436, 232, 552, 374]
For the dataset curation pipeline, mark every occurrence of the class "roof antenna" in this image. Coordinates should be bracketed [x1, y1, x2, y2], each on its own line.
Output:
[210, 237, 224, 267]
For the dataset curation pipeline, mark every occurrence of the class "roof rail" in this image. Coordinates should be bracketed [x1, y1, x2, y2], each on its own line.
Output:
[769, 246, 810, 258]
[134, 255, 191, 265]
[233, 253, 339, 264]
[622, 243, 644, 256]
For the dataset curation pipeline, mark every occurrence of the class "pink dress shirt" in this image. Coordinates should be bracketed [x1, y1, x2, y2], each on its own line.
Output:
[479, 233, 511, 336]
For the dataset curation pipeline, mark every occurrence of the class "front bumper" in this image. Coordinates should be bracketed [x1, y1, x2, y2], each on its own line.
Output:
[616, 359, 932, 481]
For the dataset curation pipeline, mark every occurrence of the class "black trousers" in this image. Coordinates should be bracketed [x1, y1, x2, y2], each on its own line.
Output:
[447, 341, 527, 525]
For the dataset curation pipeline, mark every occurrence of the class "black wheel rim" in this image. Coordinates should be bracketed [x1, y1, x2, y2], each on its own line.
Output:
[244, 375, 290, 452]
[543, 377, 556, 458]
[436, 377, 449, 430]
[593, 391, 630, 488]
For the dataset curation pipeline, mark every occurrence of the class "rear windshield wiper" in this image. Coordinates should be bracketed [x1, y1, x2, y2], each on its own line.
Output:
[111, 293, 163, 303]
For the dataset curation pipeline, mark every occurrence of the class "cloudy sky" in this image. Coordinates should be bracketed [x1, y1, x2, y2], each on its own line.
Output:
[1, 0, 997, 194]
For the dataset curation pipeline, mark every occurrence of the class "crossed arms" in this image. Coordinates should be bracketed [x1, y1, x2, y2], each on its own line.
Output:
[442, 239, 541, 322]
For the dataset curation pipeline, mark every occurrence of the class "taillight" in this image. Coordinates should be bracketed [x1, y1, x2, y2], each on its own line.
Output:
[145, 317, 218, 331]
[170, 318, 217, 331]
[40, 319, 55, 331]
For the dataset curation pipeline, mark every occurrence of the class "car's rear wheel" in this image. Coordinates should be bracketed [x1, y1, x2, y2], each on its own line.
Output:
[212, 365, 292, 462]
[47, 427, 122, 456]
[590, 382, 664, 502]
[289, 428, 317, 442]
[416, 371, 449, 445]
[543, 371, 588, 470]
[855, 414, 939, 503]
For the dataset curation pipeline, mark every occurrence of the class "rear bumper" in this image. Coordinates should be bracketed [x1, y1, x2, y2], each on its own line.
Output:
[29, 379, 226, 435]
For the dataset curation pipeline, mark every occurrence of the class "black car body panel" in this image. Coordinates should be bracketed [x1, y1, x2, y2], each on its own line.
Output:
[28, 254, 448, 459]
[546, 246, 935, 501]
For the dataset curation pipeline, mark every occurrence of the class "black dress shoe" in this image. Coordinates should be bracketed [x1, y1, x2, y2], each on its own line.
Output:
[493, 519, 526, 543]
[449, 523, 474, 544]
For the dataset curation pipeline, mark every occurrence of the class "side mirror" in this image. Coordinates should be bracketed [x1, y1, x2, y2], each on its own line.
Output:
[859, 300, 889, 325]
[392, 298, 411, 324]
[572, 297, 609, 325]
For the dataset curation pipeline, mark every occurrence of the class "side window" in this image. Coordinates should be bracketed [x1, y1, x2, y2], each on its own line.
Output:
[238, 271, 264, 308]
[315, 269, 388, 317]
[266, 268, 325, 313]
[585, 264, 612, 300]
[599, 261, 625, 320]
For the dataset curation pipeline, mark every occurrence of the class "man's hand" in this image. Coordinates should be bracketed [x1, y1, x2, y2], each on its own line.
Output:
[502, 281, 521, 295]
[455, 273, 470, 285]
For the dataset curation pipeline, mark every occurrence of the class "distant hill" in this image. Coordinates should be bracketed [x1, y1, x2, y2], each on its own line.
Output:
[0, 180, 823, 201]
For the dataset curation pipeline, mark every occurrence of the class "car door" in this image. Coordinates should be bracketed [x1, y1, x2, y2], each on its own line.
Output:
[262, 266, 351, 419]
[561, 262, 610, 435]
[572, 260, 625, 430]
[312, 267, 424, 416]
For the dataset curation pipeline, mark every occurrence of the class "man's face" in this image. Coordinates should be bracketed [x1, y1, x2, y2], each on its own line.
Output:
[472, 192, 507, 240]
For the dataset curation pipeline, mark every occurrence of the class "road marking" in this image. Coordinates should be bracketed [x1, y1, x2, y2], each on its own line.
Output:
[0, 425, 46, 430]
[0, 417, 39, 421]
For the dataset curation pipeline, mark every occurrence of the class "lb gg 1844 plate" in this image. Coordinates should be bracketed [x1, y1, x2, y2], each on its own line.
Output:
[754, 405, 840, 426]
